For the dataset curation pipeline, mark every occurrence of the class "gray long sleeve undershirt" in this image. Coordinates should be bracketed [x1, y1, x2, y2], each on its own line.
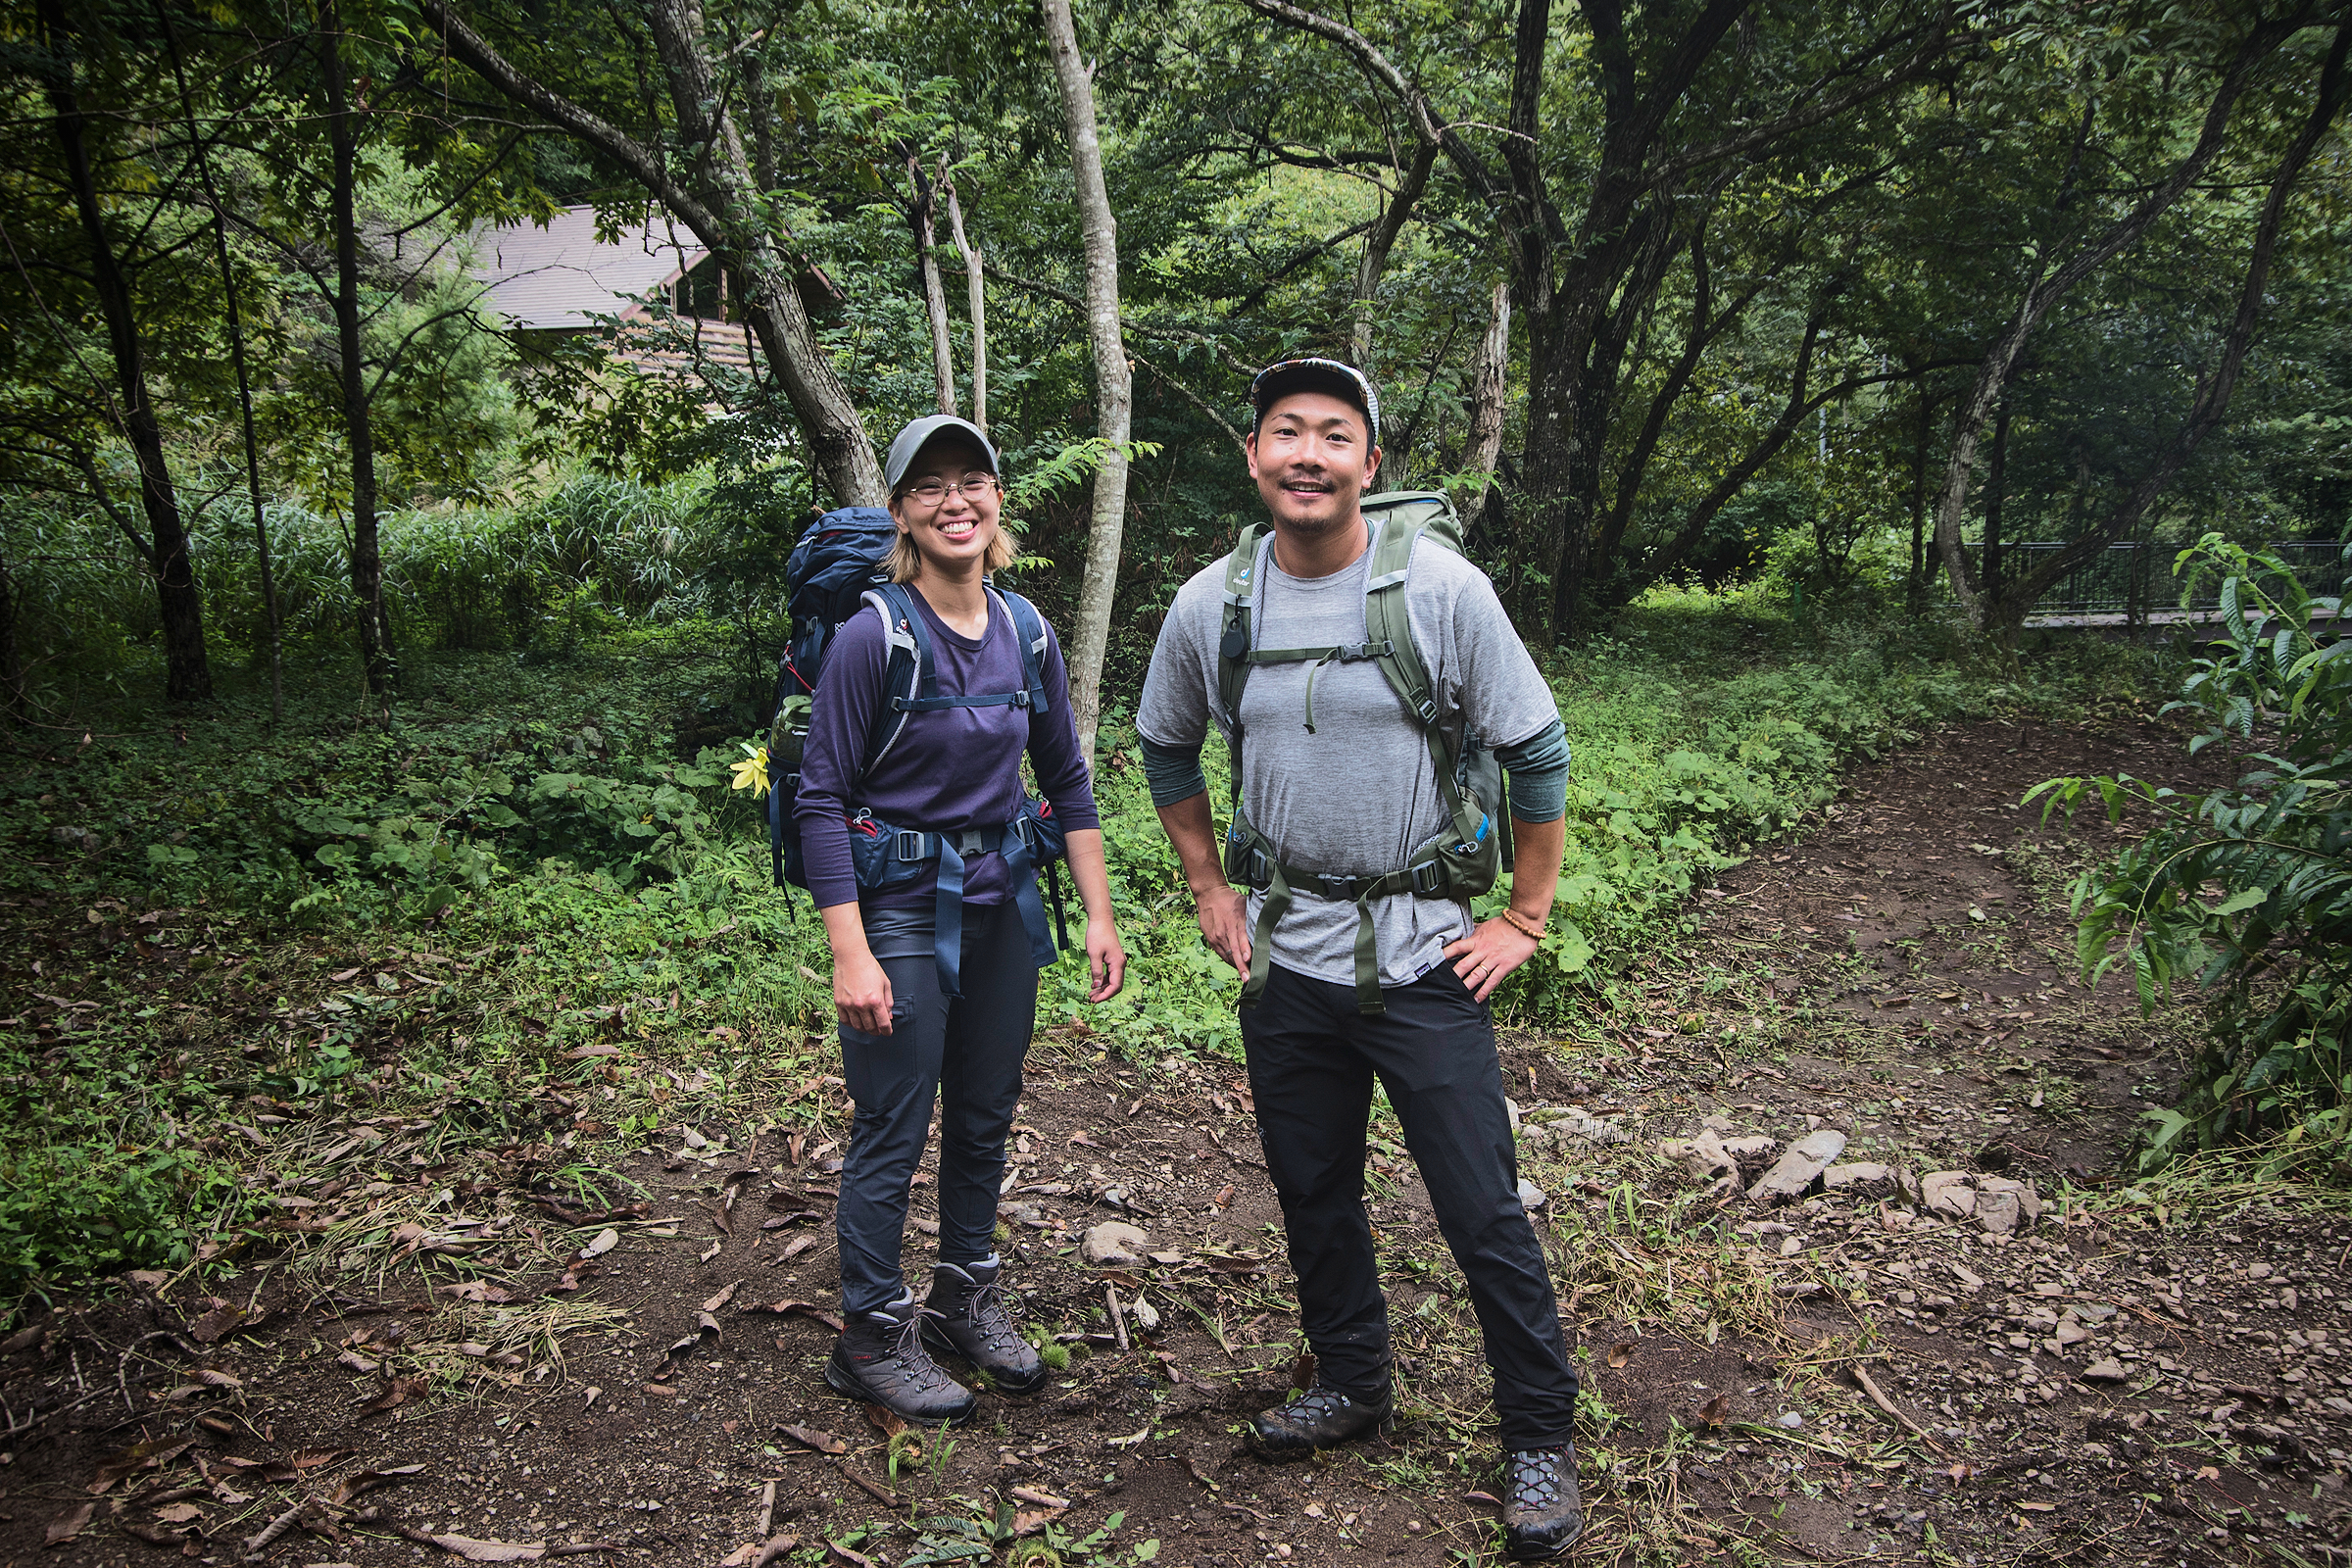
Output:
[1140, 716, 1569, 822]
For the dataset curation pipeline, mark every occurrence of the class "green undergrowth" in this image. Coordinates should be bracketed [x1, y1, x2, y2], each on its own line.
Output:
[0, 586, 2159, 1299]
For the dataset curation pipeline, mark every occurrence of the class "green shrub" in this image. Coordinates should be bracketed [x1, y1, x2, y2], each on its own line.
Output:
[2034, 536, 2352, 1173]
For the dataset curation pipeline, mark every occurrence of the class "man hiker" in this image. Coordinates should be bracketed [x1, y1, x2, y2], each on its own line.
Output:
[1134, 358, 1583, 1559]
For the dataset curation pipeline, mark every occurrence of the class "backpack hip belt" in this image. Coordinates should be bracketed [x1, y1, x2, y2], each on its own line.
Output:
[1215, 497, 1513, 1015]
[848, 809, 1065, 998]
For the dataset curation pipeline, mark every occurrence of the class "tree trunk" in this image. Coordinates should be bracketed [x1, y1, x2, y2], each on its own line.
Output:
[1462, 276, 1511, 540]
[907, 154, 957, 416]
[1982, 397, 2010, 607]
[1906, 385, 1934, 608]
[320, 2, 393, 697]
[41, 0, 211, 701]
[164, 4, 280, 721]
[420, 0, 886, 506]
[1350, 140, 1438, 371]
[1042, 0, 1131, 768]
[945, 178, 987, 431]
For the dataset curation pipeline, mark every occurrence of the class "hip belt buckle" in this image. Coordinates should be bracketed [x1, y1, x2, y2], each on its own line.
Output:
[956, 828, 990, 858]
[1313, 873, 1358, 902]
[894, 829, 926, 862]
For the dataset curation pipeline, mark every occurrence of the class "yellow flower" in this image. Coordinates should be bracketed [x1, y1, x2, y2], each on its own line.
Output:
[729, 742, 771, 798]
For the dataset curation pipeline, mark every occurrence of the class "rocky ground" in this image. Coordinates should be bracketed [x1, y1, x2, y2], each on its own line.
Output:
[7, 712, 2351, 1568]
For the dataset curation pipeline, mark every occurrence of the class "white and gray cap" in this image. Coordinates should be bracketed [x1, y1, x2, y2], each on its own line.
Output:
[883, 415, 1002, 491]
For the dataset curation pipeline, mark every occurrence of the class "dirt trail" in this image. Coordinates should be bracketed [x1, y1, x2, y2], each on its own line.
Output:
[6, 714, 2350, 1568]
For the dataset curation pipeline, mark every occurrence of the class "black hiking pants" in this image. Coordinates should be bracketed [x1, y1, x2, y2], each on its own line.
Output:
[1241, 960, 1580, 1450]
[836, 903, 1037, 1317]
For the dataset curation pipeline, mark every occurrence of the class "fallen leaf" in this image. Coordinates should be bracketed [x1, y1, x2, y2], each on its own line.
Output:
[1607, 1343, 1635, 1369]
[441, 1281, 514, 1304]
[331, 1463, 426, 1504]
[2017, 1501, 2056, 1512]
[698, 1239, 723, 1263]
[88, 1438, 197, 1494]
[360, 1374, 428, 1417]
[776, 1424, 848, 1454]
[1069, 1131, 1099, 1147]
[863, 1403, 907, 1439]
[698, 1311, 722, 1338]
[564, 1044, 619, 1059]
[581, 1227, 619, 1258]
[328, 965, 364, 982]
[1011, 1511, 1059, 1538]
[152, 1501, 205, 1524]
[2195, 1465, 2221, 1483]
[187, 1298, 246, 1344]
[1695, 1393, 1729, 1429]
[1106, 1424, 1152, 1447]
[775, 1235, 818, 1262]
[1008, 1486, 1068, 1508]
[1210, 1184, 1235, 1208]
[405, 1529, 549, 1560]
[827, 1544, 876, 1568]
[45, 1502, 94, 1546]
[1, 1322, 44, 1353]
[702, 1280, 743, 1312]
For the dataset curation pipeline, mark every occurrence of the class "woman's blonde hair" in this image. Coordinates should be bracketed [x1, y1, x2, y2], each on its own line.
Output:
[886, 484, 1019, 583]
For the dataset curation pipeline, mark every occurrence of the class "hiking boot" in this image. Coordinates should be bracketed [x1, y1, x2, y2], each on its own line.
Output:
[1246, 1381, 1392, 1462]
[921, 1256, 1048, 1396]
[1501, 1445, 1584, 1559]
[824, 1291, 977, 1427]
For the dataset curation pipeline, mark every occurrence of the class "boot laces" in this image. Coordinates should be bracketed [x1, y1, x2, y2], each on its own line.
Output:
[882, 1305, 956, 1391]
[960, 1276, 1023, 1352]
[1275, 1386, 1354, 1423]
[1508, 1446, 1570, 1509]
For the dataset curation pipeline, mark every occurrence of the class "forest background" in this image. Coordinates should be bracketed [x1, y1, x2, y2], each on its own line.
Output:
[1, 0, 2349, 1297]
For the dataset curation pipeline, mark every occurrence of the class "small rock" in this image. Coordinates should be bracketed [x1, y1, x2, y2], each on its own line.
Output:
[1720, 1135, 1780, 1159]
[1554, 1116, 1630, 1148]
[2082, 1358, 2130, 1384]
[2075, 1302, 2119, 1323]
[1976, 1188, 2022, 1236]
[1517, 1179, 1548, 1211]
[1081, 1222, 1150, 1268]
[2247, 1261, 2274, 1281]
[2054, 1320, 2091, 1347]
[1773, 1411, 1804, 1430]
[1130, 1296, 1161, 1333]
[1823, 1162, 1891, 1189]
[1751, 1129, 1847, 1203]
[1505, 1098, 1523, 1133]
[1919, 1171, 1976, 1220]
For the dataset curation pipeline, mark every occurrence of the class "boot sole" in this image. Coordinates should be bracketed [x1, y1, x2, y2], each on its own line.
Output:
[1504, 1522, 1583, 1561]
[919, 1322, 1050, 1396]
[823, 1357, 978, 1428]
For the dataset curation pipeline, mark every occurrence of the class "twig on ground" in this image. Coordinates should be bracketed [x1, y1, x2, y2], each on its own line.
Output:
[118, 1330, 196, 1414]
[1105, 1284, 1129, 1351]
[751, 1534, 800, 1568]
[1851, 1362, 1950, 1457]
[837, 1459, 895, 1505]
[757, 1479, 776, 1540]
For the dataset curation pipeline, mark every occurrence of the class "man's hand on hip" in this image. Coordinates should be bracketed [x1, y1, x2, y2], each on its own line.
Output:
[1445, 916, 1541, 1003]
[1196, 884, 1252, 976]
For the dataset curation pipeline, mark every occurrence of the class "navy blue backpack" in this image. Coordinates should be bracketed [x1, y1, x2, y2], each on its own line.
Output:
[766, 506, 1070, 995]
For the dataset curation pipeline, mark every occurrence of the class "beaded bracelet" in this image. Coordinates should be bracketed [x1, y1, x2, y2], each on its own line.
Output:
[1499, 907, 1546, 941]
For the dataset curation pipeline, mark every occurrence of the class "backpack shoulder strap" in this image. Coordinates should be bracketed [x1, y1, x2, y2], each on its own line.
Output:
[1362, 515, 1439, 732]
[1216, 524, 1265, 736]
[993, 587, 1052, 717]
[861, 582, 926, 773]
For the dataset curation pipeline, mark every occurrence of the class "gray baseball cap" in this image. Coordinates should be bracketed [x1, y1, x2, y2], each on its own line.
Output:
[1250, 358, 1381, 445]
[883, 415, 1002, 491]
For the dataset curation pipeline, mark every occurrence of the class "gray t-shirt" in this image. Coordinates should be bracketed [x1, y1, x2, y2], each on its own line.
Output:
[1136, 519, 1559, 989]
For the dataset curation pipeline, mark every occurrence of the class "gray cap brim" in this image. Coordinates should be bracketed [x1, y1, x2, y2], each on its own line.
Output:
[883, 415, 1002, 490]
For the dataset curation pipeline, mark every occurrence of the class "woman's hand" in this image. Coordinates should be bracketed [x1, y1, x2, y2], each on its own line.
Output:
[1444, 914, 1542, 1003]
[819, 902, 893, 1035]
[1086, 913, 1128, 1003]
[833, 948, 895, 1035]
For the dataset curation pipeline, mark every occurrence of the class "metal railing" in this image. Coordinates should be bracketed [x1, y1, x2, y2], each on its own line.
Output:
[1959, 541, 2349, 614]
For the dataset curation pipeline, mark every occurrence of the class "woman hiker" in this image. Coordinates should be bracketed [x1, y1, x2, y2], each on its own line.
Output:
[794, 414, 1127, 1425]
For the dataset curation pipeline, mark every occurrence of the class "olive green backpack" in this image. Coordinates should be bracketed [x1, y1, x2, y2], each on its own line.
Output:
[1214, 491, 1511, 1014]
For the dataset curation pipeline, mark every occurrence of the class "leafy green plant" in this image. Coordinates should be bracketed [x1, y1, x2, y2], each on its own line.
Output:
[2031, 535, 2352, 1170]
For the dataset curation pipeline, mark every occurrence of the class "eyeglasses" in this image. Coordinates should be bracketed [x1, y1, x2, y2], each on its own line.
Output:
[902, 476, 999, 506]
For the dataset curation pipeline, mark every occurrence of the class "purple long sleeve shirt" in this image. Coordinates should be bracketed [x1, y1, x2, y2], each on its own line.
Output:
[793, 586, 1102, 910]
